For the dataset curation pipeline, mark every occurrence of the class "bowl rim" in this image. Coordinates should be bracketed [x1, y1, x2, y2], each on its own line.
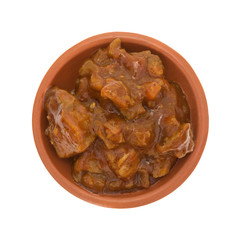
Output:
[32, 32, 209, 208]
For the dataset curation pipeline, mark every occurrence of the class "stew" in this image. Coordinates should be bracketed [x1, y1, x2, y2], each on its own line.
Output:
[44, 38, 194, 194]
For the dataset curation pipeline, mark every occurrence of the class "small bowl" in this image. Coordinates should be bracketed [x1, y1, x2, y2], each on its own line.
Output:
[32, 32, 208, 208]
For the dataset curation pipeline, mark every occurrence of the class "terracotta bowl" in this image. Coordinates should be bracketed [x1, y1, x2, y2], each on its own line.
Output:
[32, 32, 208, 208]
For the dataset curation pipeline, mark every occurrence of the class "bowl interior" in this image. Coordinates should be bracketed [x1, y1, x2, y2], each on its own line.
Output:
[37, 35, 202, 207]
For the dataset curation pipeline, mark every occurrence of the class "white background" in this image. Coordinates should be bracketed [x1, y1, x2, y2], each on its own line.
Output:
[1, 0, 240, 239]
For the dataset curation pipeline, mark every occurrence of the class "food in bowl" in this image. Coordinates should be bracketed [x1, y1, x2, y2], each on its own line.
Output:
[44, 38, 194, 194]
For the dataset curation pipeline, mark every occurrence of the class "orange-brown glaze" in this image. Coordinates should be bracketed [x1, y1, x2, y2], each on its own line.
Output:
[44, 38, 194, 194]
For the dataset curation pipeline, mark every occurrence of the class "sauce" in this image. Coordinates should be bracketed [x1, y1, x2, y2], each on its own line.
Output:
[44, 38, 194, 194]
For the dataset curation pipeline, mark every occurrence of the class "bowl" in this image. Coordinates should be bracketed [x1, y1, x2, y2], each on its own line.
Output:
[32, 32, 208, 208]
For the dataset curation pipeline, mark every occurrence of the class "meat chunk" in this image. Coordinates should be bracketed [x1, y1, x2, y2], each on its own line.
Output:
[108, 179, 134, 191]
[148, 82, 178, 114]
[96, 118, 125, 149]
[151, 156, 176, 178]
[95, 122, 115, 149]
[93, 49, 112, 66]
[147, 55, 164, 77]
[155, 78, 170, 89]
[81, 172, 106, 192]
[107, 38, 121, 58]
[44, 87, 95, 158]
[120, 103, 146, 120]
[131, 50, 151, 58]
[125, 123, 153, 147]
[157, 123, 194, 158]
[136, 169, 150, 188]
[161, 116, 180, 138]
[104, 118, 125, 143]
[98, 63, 120, 79]
[75, 77, 89, 101]
[108, 180, 122, 191]
[101, 78, 133, 109]
[108, 39, 148, 78]
[90, 72, 105, 91]
[71, 146, 106, 192]
[130, 130, 151, 147]
[72, 152, 103, 182]
[105, 148, 140, 179]
[79, 60, 98, 76]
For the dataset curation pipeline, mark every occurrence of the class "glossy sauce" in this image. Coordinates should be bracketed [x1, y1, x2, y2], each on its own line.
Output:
[44, 38, 194, 194]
